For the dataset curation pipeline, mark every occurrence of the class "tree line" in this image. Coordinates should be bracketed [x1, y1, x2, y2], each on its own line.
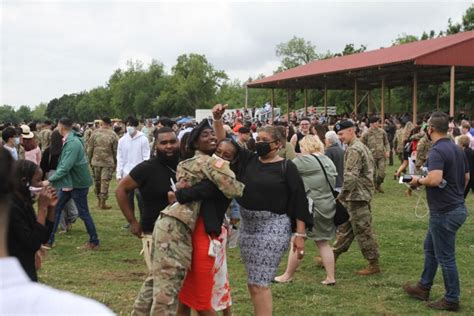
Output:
[1, 4, 472, 124]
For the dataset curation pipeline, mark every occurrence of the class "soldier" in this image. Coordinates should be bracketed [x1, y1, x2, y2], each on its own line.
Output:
[361, 117, 390, 193]
[83, 122, 94, 149]
[132, 120, 244, 316]
[333, 120, 381, 276]
[415, 129, 432, 172]
[87, 117, 118, 210]
[38, 120, 53, 152]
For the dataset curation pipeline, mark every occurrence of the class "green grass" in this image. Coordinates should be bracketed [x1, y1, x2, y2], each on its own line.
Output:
[39, 165, 474, 315]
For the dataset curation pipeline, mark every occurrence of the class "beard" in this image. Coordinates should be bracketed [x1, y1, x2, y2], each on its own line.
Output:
[156, 150, 179, 169]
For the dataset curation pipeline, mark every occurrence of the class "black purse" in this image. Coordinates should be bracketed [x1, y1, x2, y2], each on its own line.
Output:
[311, 154, 350, 226]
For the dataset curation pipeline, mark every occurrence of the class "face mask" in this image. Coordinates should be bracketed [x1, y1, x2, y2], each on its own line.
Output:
[127, 126, 136, 135]
[14, 137, 20, 145]
[255, 141, 275, 157]
[29, 185, 42, 198]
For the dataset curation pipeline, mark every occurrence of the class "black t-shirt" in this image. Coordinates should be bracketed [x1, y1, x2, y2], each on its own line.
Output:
[426, 138, 468, 213]
[129, 158, 177, 233]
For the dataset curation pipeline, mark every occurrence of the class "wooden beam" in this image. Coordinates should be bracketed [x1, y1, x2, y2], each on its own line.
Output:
[413, 72, 418, 124]
[436, 85, 440, 111]
[324, 84, 328, 116]
[245, 86, 248, 109]
[271, 89, 275, 121]
[450, 66, 455, 117]
[304, 89, 308, 116]
[388, 88, 391, 113]
[354, 80, 358, 115]
[381, 78, 385, 128]
[368, 90, 371, 114]
[287, 89, 290, 121]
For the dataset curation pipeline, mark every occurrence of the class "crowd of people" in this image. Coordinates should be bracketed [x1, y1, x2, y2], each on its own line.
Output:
[0, 104, 473, 315]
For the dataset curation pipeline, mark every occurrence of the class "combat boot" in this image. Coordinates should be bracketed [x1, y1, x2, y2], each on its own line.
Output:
[402, 282, 430, 301]
[356, 260, 381, 276]
[100, 198, 112, 210]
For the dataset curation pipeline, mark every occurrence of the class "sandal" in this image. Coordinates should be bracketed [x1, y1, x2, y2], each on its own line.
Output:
[273, 276, 293, 284]
[321, 280, 336, 286]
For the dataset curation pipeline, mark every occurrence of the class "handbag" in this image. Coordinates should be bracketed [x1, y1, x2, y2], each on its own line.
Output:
[311, 154, 350, 226]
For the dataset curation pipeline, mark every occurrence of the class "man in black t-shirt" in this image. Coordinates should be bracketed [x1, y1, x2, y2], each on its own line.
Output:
[404, 112, 469, 312]
[116, 127, 179, 270]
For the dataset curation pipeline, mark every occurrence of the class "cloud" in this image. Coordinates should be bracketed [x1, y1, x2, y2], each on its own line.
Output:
[1, 0, 471, 107]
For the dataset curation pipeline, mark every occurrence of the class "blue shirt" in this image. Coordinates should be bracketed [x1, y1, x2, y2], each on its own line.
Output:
[426, 138, 468, 213]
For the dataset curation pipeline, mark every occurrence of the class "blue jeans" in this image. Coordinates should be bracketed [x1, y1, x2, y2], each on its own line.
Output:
[48, 188, 99, 246]
[420, 204, 467, 303]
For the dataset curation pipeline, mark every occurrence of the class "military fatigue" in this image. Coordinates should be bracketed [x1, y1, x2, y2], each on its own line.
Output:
[87, 128, 118, 200]
[38, 128, 52, 152]
[132, 152, 244, 316]
[83, 128, 93, 150]
[334, 138, 380, 263]
[415, 134, 431, 172]
[361, 127, 390, 188]
[394, 128, 404, 162]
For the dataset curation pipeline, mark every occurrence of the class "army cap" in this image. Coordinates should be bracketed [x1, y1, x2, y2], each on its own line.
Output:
[334, 120, 354, 133]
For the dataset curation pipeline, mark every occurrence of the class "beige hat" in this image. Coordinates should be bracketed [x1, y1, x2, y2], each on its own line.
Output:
[20, 125, 34, 139]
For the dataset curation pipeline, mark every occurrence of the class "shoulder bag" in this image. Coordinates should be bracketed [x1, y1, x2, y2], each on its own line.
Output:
[311, 154, 350, 226]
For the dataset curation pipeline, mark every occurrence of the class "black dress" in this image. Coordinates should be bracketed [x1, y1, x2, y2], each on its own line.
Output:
[7, 195, 54, 281]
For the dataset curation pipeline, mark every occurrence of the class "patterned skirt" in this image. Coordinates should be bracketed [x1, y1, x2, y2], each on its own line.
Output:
[239, 207, 292, 287]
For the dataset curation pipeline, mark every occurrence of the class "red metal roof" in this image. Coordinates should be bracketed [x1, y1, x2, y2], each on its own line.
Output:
[247, 31, 474, 88]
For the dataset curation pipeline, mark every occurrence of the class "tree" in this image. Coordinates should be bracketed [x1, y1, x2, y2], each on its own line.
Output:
[333, 43, 367, 57]
[31, 103, 48, 121]
[392, 33, 418, 45]
[15, 105, 32, 122]
[275, 36, 318, 71]
[0, 105, 19, 124]
[154, 54, 227, 116]
[462, 4, 474, 31]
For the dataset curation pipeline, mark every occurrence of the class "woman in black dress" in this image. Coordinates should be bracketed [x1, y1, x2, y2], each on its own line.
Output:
[212, 104, 313, 316]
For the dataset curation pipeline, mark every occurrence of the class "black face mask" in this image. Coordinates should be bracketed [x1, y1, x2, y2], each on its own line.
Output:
[255, 141, 275, 157]
[426, 128, 432, 142]
[156, 150, 179, 169]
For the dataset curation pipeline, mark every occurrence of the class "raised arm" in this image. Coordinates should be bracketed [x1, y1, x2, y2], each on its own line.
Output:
[212, 104, 228, 141]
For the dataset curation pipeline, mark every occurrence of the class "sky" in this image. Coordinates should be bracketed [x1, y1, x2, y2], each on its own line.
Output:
[1, 0, 472, 108]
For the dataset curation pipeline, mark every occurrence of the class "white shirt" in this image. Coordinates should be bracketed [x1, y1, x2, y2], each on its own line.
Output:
[3, 144, 18, 160]
[464, 131, 474, 149]
[0, 257, 114, 315]
[116, 131, 150, 180]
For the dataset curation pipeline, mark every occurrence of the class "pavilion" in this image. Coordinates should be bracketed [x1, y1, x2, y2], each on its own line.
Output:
[246, 31, 474, 123]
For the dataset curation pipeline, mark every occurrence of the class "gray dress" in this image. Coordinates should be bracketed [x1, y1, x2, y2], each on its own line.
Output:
[292, 154, 336, 240]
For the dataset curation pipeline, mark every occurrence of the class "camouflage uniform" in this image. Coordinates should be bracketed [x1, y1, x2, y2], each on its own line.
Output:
[361, 127, 390, 190]
[333, 138, 380, 264]
[86, 128, 118, 201]
[38, 128, 52, 152]
[394, 128, 404, 162]
[132, 152, 244, 316]
[415, 133, 431, 172]
[83, 128, 93, 150]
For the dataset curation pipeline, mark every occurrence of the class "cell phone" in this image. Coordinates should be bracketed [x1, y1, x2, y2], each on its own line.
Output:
[402, 175, 413, 183]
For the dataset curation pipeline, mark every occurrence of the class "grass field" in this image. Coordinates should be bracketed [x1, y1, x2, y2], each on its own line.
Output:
[39, 165, 474, 315]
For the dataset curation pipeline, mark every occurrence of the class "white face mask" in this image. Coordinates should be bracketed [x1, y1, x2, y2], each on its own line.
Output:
[14, 137, 20, 145]
[127, 126, 136, 136]
[29, 185, 42, 198]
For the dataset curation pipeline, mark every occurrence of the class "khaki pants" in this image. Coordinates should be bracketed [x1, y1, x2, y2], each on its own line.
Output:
[333, 201, 380, 262]
[92, 166, 113, 200]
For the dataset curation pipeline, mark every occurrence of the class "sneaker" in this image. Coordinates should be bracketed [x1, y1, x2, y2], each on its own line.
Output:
[402, 282, 430, 301]
[77, 242, 100, 251]
[427, 298, 459, 312]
